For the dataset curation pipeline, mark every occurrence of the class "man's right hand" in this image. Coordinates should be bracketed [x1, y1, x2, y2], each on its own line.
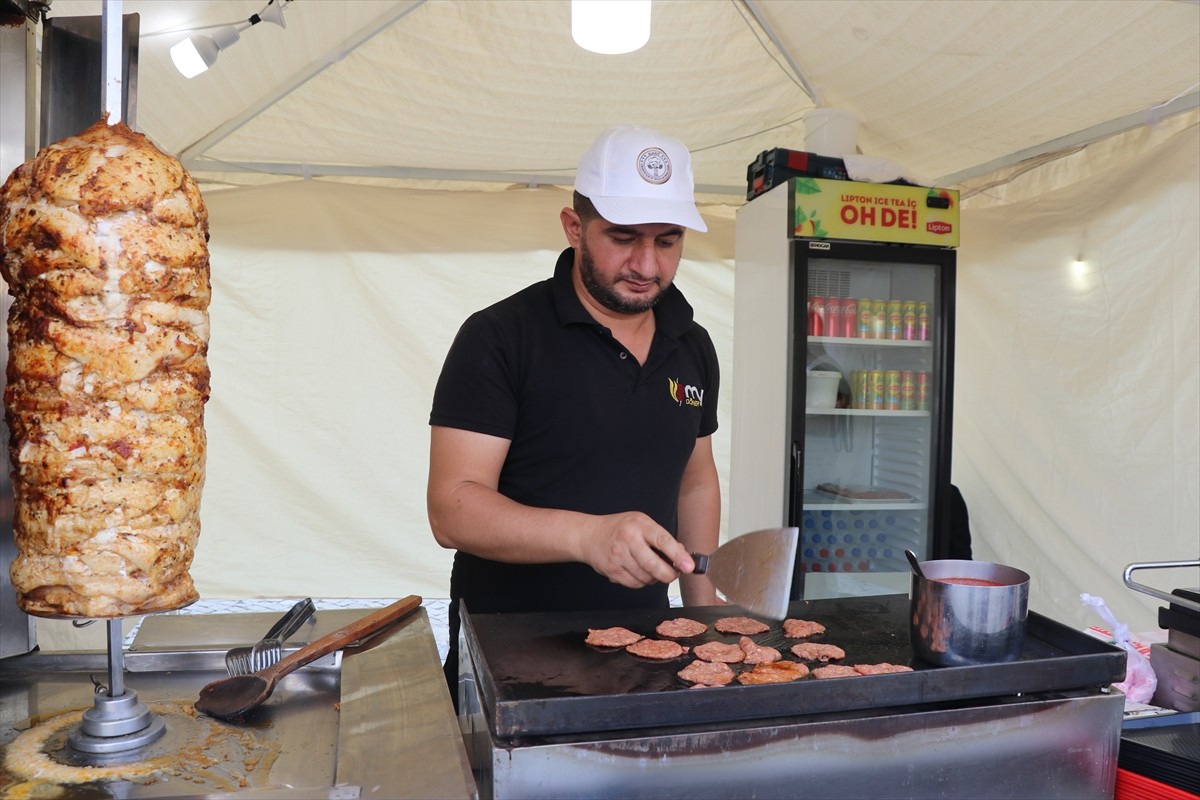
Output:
[576, 512, 695, 590]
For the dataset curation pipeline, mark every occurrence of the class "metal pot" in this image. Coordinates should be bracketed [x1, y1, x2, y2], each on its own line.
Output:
[910, 559, 1030, 666]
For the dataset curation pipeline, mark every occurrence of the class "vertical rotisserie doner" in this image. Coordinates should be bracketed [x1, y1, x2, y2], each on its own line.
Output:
[0, 119, 210, 618]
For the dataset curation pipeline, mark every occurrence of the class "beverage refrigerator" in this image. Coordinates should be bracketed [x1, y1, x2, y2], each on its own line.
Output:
[730, 176, 960, 601]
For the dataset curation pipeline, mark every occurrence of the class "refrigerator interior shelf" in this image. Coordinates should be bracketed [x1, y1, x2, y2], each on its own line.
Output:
[806, 408, 930, 417]
[804, 501, 928, 511]
[812, 483, 915, 502]
[808, 336, 933, 348]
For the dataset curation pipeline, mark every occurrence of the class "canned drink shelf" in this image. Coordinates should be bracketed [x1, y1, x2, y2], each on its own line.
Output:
[809, 336, 933, 348]
[806, 408, 930, 417]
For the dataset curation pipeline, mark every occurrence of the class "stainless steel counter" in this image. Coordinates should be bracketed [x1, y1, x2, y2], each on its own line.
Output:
[0, 606, 477, 799]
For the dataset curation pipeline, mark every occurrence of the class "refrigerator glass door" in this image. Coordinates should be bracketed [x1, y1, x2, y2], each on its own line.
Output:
[794, 249, 946, 599]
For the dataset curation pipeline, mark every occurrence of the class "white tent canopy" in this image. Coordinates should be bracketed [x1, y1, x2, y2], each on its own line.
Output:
[26, 1, 1200, 648]
[49, 0, 1200, 192]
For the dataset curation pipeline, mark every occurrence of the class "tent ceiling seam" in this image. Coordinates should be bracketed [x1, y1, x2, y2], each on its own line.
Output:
[177, 0, 427, 164]
[938, 91, 1200, 187]
[183, 158, 746, 196]
[189, 90, 1199, 197]
[740, 0, 820, 105]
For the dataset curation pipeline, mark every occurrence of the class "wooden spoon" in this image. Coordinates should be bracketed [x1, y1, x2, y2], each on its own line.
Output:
[195, 595, 422, 720]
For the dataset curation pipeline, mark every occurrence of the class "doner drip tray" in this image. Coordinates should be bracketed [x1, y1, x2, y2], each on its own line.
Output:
[0, 607, 476, 799]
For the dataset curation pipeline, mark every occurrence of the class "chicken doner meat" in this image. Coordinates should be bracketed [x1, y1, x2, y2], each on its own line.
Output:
[0, 120, 211, 618]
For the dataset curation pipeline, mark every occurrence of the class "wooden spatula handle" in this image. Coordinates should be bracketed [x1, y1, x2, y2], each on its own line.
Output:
[263, 595, 422, 681]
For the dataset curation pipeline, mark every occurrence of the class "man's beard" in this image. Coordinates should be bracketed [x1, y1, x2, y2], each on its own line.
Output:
[578, 238, 666, 315]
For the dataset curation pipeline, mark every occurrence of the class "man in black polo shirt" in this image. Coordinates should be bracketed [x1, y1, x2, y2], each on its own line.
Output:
[428, 126, 721, 697]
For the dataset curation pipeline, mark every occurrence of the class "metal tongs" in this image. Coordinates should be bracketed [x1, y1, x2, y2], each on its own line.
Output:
[224, 598, 316, 677]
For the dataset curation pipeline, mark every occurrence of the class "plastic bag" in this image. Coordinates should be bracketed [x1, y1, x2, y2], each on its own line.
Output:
[1080, 593, 1157, 703]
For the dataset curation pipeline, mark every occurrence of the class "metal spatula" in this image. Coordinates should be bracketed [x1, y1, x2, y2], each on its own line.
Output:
[691, 527, 799, 620]
[224, 598, 316, 677]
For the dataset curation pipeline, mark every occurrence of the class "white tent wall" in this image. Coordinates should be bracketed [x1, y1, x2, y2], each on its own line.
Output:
[191, 109, 1197, 637]
[26, 123, 1199, 650]
[32, 184, 738, 650]
[194, 183, 739, 600]
[954, 111, 1200, 636]
[31, 116, 1199, 651]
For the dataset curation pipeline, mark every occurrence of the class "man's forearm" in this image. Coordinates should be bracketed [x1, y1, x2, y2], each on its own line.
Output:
[429, 479, 593, 564]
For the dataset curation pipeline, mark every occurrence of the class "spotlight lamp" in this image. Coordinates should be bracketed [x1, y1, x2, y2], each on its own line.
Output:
[171, 0, 290, 78]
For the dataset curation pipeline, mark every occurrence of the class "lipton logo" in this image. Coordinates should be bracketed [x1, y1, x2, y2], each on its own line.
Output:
[667, 378, 704, 408]
[926, 220, 953, 235]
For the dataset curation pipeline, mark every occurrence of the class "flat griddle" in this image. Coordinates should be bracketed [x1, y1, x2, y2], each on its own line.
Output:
[461, 594, 1125, 739]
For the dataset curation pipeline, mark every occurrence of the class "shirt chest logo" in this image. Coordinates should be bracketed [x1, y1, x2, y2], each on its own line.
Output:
[668, 377, 704, 408]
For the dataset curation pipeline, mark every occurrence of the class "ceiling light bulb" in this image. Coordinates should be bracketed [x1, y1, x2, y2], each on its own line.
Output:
[171, 25, 242, 78]
[170, 37, 210, 78]
[571, 0, 651, 55]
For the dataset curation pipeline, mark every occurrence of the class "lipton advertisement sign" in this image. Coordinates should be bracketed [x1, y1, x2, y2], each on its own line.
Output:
[792, 178, 960, 247]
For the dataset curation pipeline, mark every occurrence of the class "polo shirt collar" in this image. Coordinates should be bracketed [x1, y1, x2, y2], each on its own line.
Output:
[551, 247, 694, 338]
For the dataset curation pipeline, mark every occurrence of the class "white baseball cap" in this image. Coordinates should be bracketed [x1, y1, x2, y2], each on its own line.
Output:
[574, 125, 707, 232]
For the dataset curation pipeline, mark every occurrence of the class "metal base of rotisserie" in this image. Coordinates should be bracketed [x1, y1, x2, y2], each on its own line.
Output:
[60, 619, 168, 757]
[0, 607, 477, 799]
[66, 688, 166, 755]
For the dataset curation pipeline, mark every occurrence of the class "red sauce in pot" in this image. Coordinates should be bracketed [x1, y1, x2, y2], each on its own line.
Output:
[936, 577, 1005, 587]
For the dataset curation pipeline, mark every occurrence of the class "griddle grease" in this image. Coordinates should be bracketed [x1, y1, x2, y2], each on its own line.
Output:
[1, 700, 280, 798]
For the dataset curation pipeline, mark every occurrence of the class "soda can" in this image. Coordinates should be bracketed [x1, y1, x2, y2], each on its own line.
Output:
[902, 300, 917, 340]
[886, 300, 903, 340]
[849, 370, 866, 408]
[856, 370, 870, 408]
[826, 296, 844, 338]
[884, 370, 902, 410]
[916, 371, 930, 410]
[857, 299, 875, 339]
[868, 370, 886, 410]
[917, 301, 930, 341]
[808, 295, 825, 336]
[841, 298, 858, 337]
[871, 299, 887, 339]
[901, 370, 916, 410]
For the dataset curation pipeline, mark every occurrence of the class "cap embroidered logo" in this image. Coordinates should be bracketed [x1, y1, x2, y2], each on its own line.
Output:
[637, 147, 672, 185]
